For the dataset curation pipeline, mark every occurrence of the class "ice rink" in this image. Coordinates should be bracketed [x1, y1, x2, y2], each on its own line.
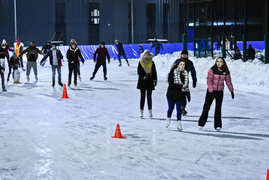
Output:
[0, 52, 269, 180]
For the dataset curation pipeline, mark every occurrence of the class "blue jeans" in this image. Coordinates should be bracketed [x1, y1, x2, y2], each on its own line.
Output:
[51, 65, 61, 82]
[167, 98, 182, 120]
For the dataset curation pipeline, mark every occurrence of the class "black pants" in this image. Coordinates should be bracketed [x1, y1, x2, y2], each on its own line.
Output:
[0, 70, 4, 86]
[77, 64, 80, 76]
[140, 89, 152, 110]
[198, 90, 224, 129]
[7, 66, 14, 81]
[118, 52, 129, 64]
[92, 63, 107, 77]
[68, 63, 78, 84]
[20, 59, 23, 68]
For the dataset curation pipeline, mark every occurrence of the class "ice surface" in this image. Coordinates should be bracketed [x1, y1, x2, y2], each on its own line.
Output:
[0, 52, 269, 180]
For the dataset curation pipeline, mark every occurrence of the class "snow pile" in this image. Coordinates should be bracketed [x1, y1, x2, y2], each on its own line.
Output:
[153, 51, 269, 93]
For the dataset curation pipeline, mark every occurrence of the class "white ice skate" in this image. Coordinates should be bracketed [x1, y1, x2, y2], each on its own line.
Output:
[149, 109, 153, 118]
[165, 118, 171, 128]
[177, 120, 182, 131]
[216, 127, 221, 131]
[140, 110, 143, 118]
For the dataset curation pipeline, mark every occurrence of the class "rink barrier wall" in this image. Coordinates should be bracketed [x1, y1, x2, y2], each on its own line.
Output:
[30, 41, 265, 62]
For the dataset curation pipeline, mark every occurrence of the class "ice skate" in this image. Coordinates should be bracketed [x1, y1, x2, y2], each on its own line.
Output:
[52, 81, 55, 87]
[104, 76, 107, 81]
[149, 109, 153, 118]
[216, 127, 221, 131]
[140, 109, 143, 118]
[35, 76, 38, 82]
[165, 117, 171, 128]
[198, 126, 203, 130]
[2, 85, 6, 92]
[90, 76, 94, 80]
[27, 76, 30, 82]
[177, 120, 182, 131]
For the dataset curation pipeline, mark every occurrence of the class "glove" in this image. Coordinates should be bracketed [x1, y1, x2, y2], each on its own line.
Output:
[153, 80, 157, 87]
[193, 81, 196, 88]
[231, 92, 234, 99]
[186, 91, 191, 102]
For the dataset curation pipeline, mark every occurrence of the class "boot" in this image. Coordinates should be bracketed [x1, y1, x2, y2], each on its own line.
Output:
[2, 85, 6, 92]
[74, 80, 77, 86]
[27, 76, 30, 82]
[90, 76, 95, 80]
[119, 63, 122, 67]
[140, 109, 143, 118]
[165, 117, 171, 128]
[216, 127, 221, 131]
[68, 82, 71, 87]
[177, 120, 182, 131]
[58, 81, 63, 87]
[52, 80, 55, 87]
[181, 106, 187, 116]
[149, 109, 153, 118]
[104, 76, 107, 81]
[198, 126, 203, 130]
[35, 76, 38, 82]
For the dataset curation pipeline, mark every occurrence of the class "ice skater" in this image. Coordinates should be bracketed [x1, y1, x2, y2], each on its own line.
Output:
[166, 59, 188, 131]
[0, 44, 7, 91]
[198, 57, 234, 131]
[150, 38, 163, 56]
[66, 42, 84, 86]
[174, 50, 197, 116]
[7, 53, 20, 82]
[19, 41, 44, 82]
[138, 45, 144, 55]
[14, 39, 24, 70]
[115, 40, 129, 66]
[40, 44, 64, 87]
[137, 50, 157, 118]
[90, 42, 110, 81]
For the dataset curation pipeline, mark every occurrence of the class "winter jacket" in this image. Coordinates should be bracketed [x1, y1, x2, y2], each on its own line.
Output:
[66, 46, 84, 65]
[207, 66, 233, 93]
[41, 49, 63, 66]
[0, 47, 6, 58]
[138, 47, 144, 54]
[2, 44, 12, 56]
[42, 44, 52, 54]
[14, 43, 24, 57]
[151, 40, 163, 52]
[116, 42, 125, 53]
[93, 46, 110, 64]
[166, 66, 187, 101]
[174, 58, 197, 83]
[19, 46, 44, 62]
[137, 53, 157, 90]
[9, 55, 20, 68]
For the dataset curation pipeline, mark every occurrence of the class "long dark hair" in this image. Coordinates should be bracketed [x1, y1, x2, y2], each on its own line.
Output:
[212, 56, 230, 75]
[168, 59, 186, 81]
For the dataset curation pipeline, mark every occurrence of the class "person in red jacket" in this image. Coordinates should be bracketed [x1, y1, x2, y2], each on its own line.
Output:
[90, 42, 110, 81]
[198, 57, 234, 131]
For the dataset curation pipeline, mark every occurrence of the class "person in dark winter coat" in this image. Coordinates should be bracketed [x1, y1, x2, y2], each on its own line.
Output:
[40, 44, 64, 87]
[138, 45, 144, 55]
[66, 43, 84, 86]
[19, 41, 44, 82]
[0, 45, 7, 91]
[198, 57, 234, 131]
[41, 40, 52, 55]
[151, 38, 163, 56]
[233, 47, 242, 60]
[115, 40, 129, 66]
[174, 50, 197, 115]
[246, 44, 255, 60]
[7, 53, 20, 82]
[90, 42, 110, 81]
[166, 59, 189, 131]
[2, 39, 13, 65]
[137, 50, 157, 118]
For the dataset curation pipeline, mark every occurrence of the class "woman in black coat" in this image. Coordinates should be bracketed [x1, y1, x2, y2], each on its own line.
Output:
[66, 43, 84, 86]
[137, 50, 157, 118]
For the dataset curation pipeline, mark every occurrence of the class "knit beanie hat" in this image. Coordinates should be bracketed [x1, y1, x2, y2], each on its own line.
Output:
[181, 49, 188, 55]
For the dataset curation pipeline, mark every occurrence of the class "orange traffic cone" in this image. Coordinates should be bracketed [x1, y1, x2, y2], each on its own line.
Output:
[61, 59, 63, 66]
[61, 84, 69, 99]
[112, 124, 125, 138]
[267, 169, 269, 180]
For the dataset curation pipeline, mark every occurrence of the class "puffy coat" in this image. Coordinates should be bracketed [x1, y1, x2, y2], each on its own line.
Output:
[41, 49, 63, 66]
[93, 46, 110, 64]
[19, 46, 44, 61]
[137, 53, 157, 90]
[207, 66, 233, 93]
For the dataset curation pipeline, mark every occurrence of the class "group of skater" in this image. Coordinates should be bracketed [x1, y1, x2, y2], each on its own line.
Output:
[137, 49, 234, 131]
[0, 38, 234, 131]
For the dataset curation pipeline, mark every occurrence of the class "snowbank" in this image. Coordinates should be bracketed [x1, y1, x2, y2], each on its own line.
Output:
[153, 51, 269, 93]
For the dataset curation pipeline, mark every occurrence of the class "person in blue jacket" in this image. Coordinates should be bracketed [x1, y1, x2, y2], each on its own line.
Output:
[151, 38, 163, 56]
[138, 45, 144, 55]
[40, 44, 64, 87]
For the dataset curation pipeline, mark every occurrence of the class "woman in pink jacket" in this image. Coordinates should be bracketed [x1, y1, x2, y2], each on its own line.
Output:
[198, 57, 234, 131]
